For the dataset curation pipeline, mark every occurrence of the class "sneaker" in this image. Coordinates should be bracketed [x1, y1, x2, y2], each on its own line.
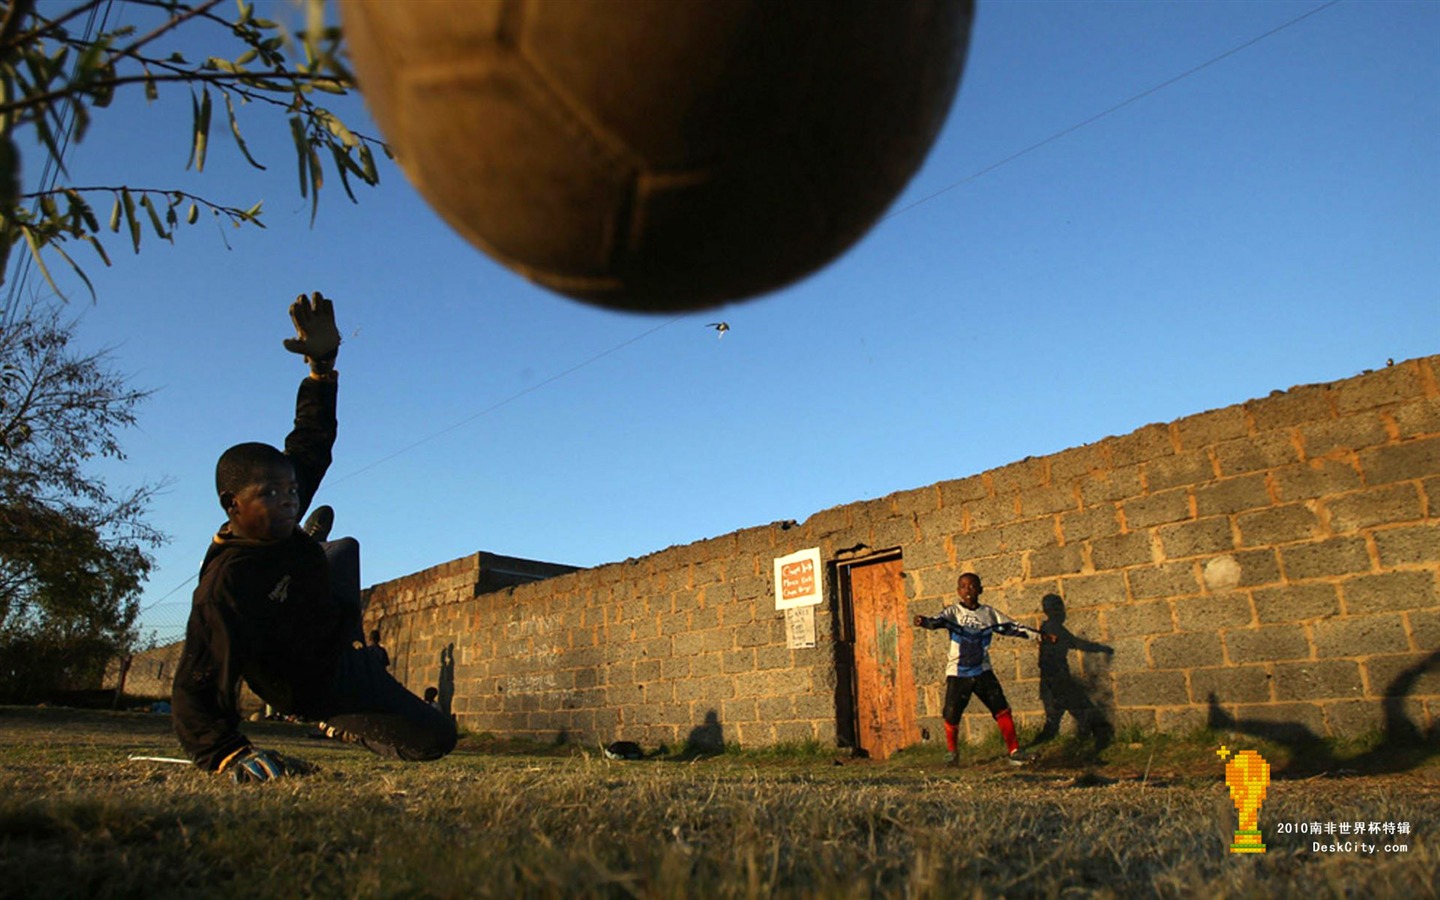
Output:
[1007, 748, 1031, 766]
[302, 505, 334, 542]
[944, 751, 958, 766]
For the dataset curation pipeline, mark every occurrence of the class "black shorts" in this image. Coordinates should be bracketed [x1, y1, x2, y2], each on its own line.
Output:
[943, 670, 1010, 724]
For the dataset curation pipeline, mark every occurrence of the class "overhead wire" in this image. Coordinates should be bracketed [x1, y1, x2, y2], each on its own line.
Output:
[135, 0, 1342, 629]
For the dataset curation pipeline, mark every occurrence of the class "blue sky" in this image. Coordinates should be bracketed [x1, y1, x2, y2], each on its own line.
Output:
[10, 1, 1437, 646]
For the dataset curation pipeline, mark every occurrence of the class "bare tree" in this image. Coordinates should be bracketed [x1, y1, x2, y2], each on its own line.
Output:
[0, 300, 163, 697]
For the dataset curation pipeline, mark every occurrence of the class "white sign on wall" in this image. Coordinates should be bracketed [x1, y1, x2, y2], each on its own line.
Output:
[785, 606, 817, 649]
[773, 547, 823, 610]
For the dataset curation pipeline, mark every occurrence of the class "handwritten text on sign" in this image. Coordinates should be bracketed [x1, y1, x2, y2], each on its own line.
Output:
[774, 547, 823, 610]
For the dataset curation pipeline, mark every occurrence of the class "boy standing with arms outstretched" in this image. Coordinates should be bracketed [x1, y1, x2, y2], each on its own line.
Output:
[172, 293, 455, 782]
[915, 572, 1054, 766]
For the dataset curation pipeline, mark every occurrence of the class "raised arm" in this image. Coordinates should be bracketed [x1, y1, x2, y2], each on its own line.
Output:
[280, 293, 341, 515]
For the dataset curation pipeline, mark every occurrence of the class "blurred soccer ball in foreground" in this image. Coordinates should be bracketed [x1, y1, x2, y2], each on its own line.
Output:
[339, 0, 973, 312]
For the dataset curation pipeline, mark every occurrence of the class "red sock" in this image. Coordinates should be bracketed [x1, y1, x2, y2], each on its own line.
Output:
[994, 709, 1018, 754]
[944, 721, 959, 753]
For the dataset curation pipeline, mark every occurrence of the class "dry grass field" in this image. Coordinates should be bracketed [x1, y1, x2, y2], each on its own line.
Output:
[0, 706, 1435, 898]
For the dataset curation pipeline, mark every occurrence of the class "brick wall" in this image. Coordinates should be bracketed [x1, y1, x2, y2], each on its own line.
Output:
[128, 356, 1440, 749]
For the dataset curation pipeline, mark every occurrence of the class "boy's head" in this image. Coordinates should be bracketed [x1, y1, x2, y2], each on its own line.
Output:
[215, 442, 299, 541]
[423, 686, 438, 702]
[956, 572, 983, 609]
[368, 629, 382, 645]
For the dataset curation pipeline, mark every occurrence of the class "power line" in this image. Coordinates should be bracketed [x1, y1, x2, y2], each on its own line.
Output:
[135, 0, 1342, 625]
[882, 0, 1343, 224]
[329, 313, 687, 486]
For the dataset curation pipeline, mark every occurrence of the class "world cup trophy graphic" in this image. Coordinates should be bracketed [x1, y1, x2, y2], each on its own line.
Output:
[1218, 746, 1271, 854]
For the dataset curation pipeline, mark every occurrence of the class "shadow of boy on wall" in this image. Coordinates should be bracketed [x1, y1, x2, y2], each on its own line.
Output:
[1207, 648, 1440, 778]
[682, 709, 726, 758]
[1035, 594, 1115, 756]
[437, 643, 455, 717]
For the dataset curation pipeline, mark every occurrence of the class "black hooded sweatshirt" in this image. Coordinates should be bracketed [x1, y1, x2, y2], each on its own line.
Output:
[171, 374, 352, 770]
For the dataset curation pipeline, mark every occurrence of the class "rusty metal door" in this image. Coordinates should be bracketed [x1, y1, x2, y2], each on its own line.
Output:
[842, 556, 919, 759]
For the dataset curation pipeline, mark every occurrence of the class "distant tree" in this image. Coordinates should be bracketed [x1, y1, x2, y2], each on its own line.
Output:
[0, 300, 163, 699]
[0, 0, 385, 300]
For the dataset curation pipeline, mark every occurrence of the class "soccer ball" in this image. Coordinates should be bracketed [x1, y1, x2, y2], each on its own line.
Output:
[339, 0, 973, 312]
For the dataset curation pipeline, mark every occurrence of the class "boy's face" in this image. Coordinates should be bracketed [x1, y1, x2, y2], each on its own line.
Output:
[957, 574, 982, 609]
[224, 462, 300, 541]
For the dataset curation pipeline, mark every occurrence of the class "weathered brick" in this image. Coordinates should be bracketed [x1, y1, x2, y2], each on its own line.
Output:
[1110, 424, 1176, 467]
[1018, 483, 1079, 517]
[1247, 385, 1332, 431]
[1342, 570, 1439, 615]
[1174, 593, 1254, 631]
[967, 495, 1022, 530]
[1390, 397, 1440, 439]
[721, 697, 757, 723]
[1194, 474, 1271, 517]
[1272, 458, 1363, 503]
[1253, 583, 1340, 623]
[1364, 652, 1440, 698]
[1280, 537, 1373, 580]
[1059, 506, 1122, 543]
[1000, 517, 1060, 551]
[1312, 614, 1410, 658]
[1272, 660, 1364, 701]
[1298, 415, 1390, 459]
[1060, 572, 1128, 609]
[1321, 700, 1386, 736]
[1123, 488, 1192, 529]
[1374, 523, 1440, 566]
[1213, 431, 1300, 477]
[1145, 451, 1217, 492]
[1225, 701, 1327, 737]
[1049, 443, 1109, 484]
[938, 475, 990, 505]
[1149, 632, 1224, 669]
[1105, 636, 1150, 672]
[967, 553, 1024, 586]
[1325, 483, 1424, 534]
[723, 649, 755, 674]
[1114, 671, 1189, 706]
[1159, 517, 1235, 559]
[1189, 665, 1271, 704]
[1237, 505, 1320, 546]
[1127, 562, 1199, 600]
[1360, 437, 1440, 486]
[1090, 532, 1153, 570]
[1104, 601, 1173, 638]
[888, 486, 940, 519]
[1409, 609, 1440, 652]
[1221, 549, 1282, 588]
[1078, 466, 1145, 506]
[1225, 625, 1311, 663]
[1026, 544, 1085, 581]
[1334, 363, 1425, 415]
[991, 458, 1048, 495]
[1156, 707, 1210, 734]
[1175, 406, 1251, 452]
[952, 529, 1003, 560]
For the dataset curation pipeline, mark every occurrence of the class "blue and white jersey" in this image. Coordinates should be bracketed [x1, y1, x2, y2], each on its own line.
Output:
[931, 603, 1040, 678]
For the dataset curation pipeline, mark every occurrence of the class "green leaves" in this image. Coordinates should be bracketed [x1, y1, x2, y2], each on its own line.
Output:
[188, 88, 212, 172]
[1, 0, 392, 302]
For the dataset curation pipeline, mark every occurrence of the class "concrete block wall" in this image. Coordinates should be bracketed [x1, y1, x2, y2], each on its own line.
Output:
[124, 356, 1438, 750]
[365, 355, 1437, 749]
